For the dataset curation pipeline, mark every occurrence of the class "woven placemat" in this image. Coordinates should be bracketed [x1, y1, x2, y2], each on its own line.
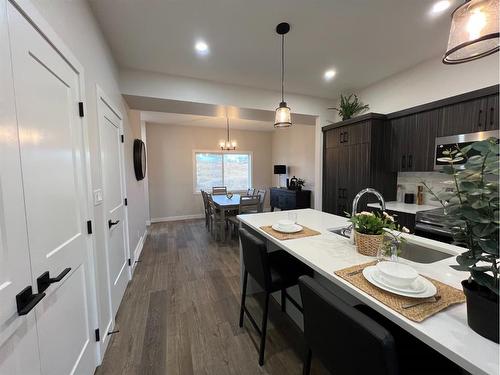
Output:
[260, 225, 321, 241]
[335, 262, 465, 322]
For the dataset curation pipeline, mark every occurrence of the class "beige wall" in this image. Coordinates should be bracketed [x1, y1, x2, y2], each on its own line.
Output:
[271, 125, 316, 206]
[332, 54, 499, 121]
[146, 123, 273, 220]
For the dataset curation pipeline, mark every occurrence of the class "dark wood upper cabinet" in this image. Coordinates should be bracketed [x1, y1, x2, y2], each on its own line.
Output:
[323, 114, 397, 216]
[486, 94, 499, 131]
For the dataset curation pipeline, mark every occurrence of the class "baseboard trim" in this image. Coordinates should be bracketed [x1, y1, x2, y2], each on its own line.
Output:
[150, 214, 204, 223]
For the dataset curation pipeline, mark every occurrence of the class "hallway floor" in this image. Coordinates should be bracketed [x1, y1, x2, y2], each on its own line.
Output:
[96, 220, 328, 375]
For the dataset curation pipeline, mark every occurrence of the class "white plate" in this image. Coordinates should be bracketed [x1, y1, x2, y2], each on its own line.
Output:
[363, 266, 437, 298]
[271, 223, 303, 233]
[371, 269, 426, 294]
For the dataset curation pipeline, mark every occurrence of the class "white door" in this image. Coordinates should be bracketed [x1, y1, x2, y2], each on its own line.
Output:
[98, 93, 130, 319]
[0, 1, 40, 373]
[7, 3, 96, 375]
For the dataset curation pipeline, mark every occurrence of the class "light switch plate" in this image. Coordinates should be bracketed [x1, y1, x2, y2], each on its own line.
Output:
[93, 189, 103, 206]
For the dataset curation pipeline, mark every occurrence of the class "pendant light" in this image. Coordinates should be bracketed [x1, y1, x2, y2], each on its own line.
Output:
[443, 0, 499, 64]
[274, 22, 292, 128]
[219, 117, 237, 150]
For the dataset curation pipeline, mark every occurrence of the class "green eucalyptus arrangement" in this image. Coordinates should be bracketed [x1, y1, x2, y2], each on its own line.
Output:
[329, 93, 369, 121]
[422, 138, 499, 296]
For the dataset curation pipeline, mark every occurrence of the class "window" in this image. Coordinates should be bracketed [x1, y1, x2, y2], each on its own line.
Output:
[194, 151, 252, 192]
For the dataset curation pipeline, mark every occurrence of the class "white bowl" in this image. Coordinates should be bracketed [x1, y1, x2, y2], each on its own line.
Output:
[376, 261, 419, 288]
[277, 219, 294, 229]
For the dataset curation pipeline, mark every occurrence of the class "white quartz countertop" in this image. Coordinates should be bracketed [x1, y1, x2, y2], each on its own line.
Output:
[238, 208, 499, 375]
[368, 201, 437, 214]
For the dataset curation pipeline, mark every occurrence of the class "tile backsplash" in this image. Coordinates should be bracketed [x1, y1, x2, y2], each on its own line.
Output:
[397, 172, 454, 206]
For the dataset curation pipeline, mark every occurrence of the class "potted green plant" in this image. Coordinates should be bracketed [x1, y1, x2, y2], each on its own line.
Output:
[296, 178, 305, 191]
[422, 138, 499, 343]
[347, 211, 401, 257]
[329, 93, 369, 121]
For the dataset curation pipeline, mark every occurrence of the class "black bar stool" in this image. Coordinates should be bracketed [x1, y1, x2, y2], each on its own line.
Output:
[298, 275, 399, 375]
[238, 228, 312, 366]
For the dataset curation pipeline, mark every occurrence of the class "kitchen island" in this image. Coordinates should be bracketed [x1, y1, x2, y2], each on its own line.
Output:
[237, 208, 499, 375]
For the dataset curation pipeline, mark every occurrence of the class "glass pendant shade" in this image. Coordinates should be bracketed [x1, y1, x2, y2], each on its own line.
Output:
[443, 0, 499, 64]
[274, 102, 292, 128]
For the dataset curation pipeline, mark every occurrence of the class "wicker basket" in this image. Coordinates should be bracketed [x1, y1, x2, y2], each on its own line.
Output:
[354, 231, 384, 257]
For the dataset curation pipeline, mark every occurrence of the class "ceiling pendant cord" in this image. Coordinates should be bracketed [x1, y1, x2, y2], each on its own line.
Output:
[281, 33, 285, 103]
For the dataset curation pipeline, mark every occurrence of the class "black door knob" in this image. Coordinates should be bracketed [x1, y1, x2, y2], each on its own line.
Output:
[108, 219, 120, 229]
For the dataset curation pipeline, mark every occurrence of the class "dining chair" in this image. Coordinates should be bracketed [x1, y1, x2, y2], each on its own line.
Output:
[256, 189, 267, 213]
[227, 195, 260, 237]
[239, 228, 312, 366]
[298, 276, 399, 375]
[201, 190, 211, 230]
[208, 195, 225, 240]
[212, 186, 227, 195]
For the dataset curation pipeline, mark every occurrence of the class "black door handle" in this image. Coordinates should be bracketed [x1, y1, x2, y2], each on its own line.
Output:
[478, 109, 482, 128]
[108, 219, 120, 229]
[339, 132, 343, 144]
[408, 154, 413, 169]
[16, 286, 45, 316]
[490, 107, 494, 128]
[37, 267, 71, 293]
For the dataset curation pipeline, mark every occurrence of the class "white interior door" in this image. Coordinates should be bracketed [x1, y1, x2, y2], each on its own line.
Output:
[0, 1, 40, 373]
[98, 94, 130, 318]
[7, 3, 95, 375]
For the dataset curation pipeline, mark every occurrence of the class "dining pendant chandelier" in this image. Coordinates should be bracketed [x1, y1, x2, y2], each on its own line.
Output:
[219, 117, 237, 150]
[443, 0, 499, 64]
[274, 22, 292, 128]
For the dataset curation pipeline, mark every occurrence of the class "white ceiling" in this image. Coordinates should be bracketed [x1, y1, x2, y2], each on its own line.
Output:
[141, 111, 311, 131]
[89, 0, 458, 99]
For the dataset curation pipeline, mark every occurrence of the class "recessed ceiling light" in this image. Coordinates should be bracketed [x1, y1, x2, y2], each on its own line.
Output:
[194, 40, 209, 55]
[324, 70, 336, 81]
[431, 0, 451, 14]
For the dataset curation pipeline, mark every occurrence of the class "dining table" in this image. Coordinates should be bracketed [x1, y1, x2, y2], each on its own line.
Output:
[211, 193, 241, 241]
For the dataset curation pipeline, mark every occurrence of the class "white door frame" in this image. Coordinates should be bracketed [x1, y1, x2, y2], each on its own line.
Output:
[96, 85, 131, 351]
[9, 0, 100, 365]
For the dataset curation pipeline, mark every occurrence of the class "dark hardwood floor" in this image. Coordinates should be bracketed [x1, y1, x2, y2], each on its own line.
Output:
[96, 219, 328, 375]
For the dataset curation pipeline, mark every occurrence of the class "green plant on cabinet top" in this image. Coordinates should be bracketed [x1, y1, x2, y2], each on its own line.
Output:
[330, 93, 369, 121]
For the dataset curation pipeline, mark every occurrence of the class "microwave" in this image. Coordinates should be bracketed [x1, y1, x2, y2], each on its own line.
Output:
[434, 130, 499, 171]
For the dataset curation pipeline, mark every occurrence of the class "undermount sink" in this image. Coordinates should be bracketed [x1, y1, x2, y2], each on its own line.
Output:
[329, 227, 454, 264]
[399, 242, 454, 264]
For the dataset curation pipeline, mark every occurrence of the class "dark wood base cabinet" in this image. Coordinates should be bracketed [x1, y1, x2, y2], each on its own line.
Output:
[322, 114, 397, 216]
[270, 188, 311, 211]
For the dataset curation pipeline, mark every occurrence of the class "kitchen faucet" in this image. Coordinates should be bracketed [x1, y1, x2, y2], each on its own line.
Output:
[349, 188, 386, 243]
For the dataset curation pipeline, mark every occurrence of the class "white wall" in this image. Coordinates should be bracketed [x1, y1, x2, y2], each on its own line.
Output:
[120, 69, 332, 209]
[271, 125, 316, 201]
[347, 54, 500, 118]
[30, 0, 148, 358]
[146, 122, 273, 221]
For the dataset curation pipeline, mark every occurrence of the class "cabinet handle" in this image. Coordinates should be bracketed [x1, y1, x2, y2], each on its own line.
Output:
[36, 267, 71, 293]
[408, 154, 413, 169]
[478, 109, 482, 128]
[16, 286, 45, 316]
[108, 219, 120, 229]
[491, 107, 494, 128]
[339, 132, 343, 144]
[401, 155, 406, 170]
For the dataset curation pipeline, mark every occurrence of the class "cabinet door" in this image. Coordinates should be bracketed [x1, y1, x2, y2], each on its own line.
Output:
[336, 148, 350, 215]
[439, 98, 488, 136]
[390, 117, 414, 172]
[486, 94, 499, 131]
[410, 109, 440, 171]
[324, 127, 342, 148]
[344, 121, 371, 145]
[348, 143, 370, 212]
[323, 147, 339, 214]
